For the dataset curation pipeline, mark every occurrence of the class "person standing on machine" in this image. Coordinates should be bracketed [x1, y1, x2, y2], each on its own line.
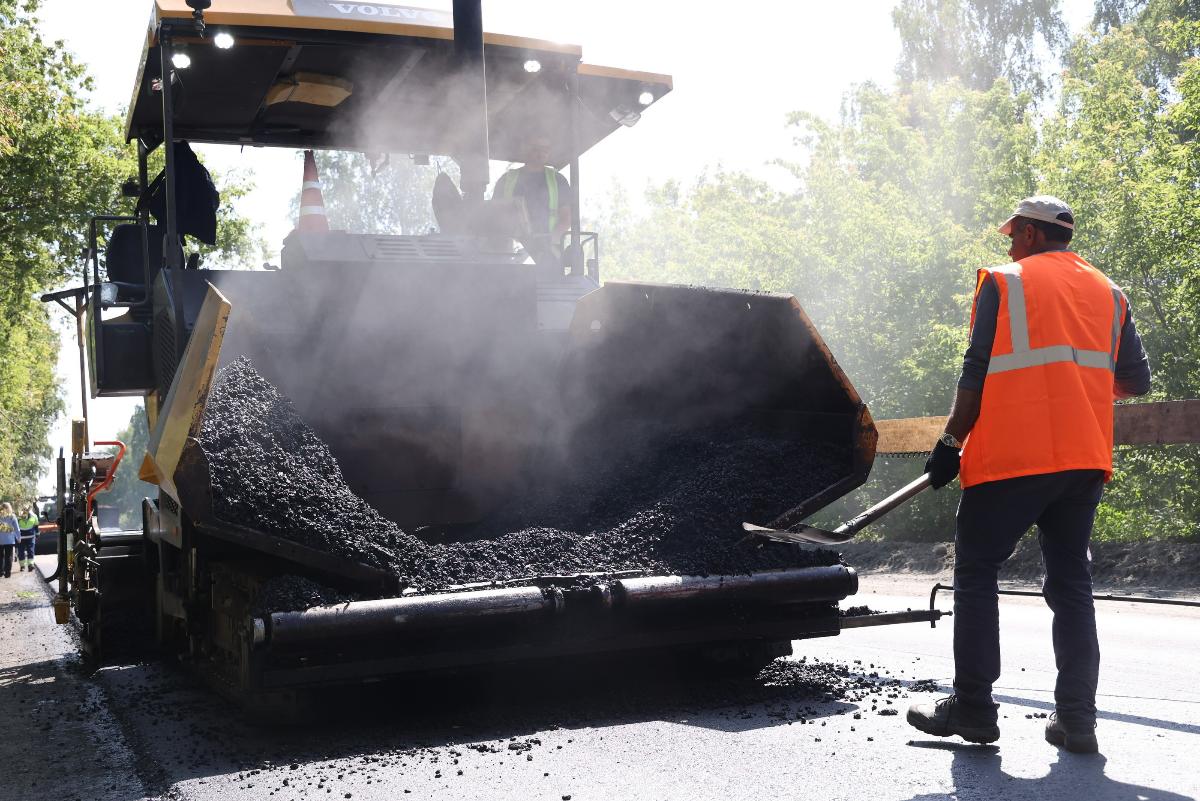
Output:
[491, 134, 572, 268]
[906, 196, 1151, 754]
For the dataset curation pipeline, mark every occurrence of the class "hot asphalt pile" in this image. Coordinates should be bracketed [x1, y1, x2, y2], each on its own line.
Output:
[200, 358, 848, 605]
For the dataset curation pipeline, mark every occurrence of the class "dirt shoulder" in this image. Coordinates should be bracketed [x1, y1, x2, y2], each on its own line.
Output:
[839, 538, 1200, 593]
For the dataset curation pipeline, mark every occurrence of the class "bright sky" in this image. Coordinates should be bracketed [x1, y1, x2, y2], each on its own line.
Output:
[34, 0, 1094, 491]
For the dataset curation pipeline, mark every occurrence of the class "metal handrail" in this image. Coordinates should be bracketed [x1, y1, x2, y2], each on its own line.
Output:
[558, 229, 600, 281]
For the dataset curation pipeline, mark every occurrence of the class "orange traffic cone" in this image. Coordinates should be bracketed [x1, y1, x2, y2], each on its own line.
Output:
[296, 150, 330, 232]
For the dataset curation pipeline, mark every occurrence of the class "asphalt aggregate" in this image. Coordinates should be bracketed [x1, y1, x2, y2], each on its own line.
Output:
[251, 574, 359, 617]
[200, 358, 849, 605]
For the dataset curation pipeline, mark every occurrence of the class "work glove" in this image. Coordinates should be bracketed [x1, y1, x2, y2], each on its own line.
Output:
[924, 440, 961, 489]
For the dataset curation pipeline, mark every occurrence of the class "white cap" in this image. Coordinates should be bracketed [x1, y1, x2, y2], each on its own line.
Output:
[998, 195, 1075, 235]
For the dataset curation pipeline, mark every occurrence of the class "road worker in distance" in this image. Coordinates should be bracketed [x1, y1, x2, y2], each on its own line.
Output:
[17, 504, 39, 573]
[906, 196, 1152, 754]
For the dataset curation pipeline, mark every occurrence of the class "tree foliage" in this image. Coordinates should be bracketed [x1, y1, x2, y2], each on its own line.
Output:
[0, 299, 61, 503]
[0, 0, 116, 500]
[198, 167, 265, 269]
[893, 0, 1069, 95]
[1042, 15, 1200, 540]
[0, 0, 260, 500]
[597, 1, 1200, 541]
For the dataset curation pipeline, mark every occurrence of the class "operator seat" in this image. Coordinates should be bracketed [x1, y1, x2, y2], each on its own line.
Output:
[104, 223, 178, 320]
[87, 222, 170, 395]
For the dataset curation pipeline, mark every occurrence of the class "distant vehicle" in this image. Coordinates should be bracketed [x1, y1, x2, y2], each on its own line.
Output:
[35, 496, 124, 555]
[36, 495, 58, 554]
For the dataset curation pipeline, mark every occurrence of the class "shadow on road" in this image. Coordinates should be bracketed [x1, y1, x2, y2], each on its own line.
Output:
[903, 741, 1194, 801]
[991, 692, 1200, 737]
[0, 655, 147, 801]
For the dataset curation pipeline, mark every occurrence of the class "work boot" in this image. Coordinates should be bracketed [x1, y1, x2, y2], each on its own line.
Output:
[907, 695, 1000, 744]
[1045, 713, 1098, 754]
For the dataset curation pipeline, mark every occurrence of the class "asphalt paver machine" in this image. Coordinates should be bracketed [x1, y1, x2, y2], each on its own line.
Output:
[45, 0, 947, 706]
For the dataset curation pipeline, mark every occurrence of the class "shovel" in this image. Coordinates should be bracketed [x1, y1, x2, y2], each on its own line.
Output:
[742, 473, 933, 545]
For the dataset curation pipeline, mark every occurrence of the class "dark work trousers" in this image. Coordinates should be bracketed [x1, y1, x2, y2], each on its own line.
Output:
[953, 469, 1105, 727]
[0, 544, 12, 577]
[17, 536, 36, 563]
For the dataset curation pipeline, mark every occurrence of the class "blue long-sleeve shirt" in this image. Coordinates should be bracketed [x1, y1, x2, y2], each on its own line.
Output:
[0, 515, 20, 546]
[959, 269, 1152, 397]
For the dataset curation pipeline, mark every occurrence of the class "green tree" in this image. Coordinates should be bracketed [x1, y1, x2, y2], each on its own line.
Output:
[0, 0, 261, 498]
[1092, 0, 1200, 86]
[198, 167, 266, 269]
[0, 0, 120, 499]
[0, 300, 61, 501]
[893, 0, 1069, 95]
[1037, 17, 1200, 540]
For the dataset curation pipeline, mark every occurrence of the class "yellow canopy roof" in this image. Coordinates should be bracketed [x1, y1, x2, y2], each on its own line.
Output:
[125, 0, 672, 165]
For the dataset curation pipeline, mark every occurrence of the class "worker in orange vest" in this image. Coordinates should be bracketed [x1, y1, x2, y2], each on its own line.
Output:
[906, 196, 1151, 754]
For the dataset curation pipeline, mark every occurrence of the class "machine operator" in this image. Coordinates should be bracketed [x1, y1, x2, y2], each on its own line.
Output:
[905, 196, 1152, 754]
[491, 134, 572, 268]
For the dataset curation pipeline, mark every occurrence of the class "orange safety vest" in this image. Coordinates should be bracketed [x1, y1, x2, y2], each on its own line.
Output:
[959, 251, 1127, 488]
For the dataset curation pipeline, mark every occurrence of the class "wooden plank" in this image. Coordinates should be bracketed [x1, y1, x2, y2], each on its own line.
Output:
[875, 416, 946, 454]
[874, 400, 1200, 454]
[1114, 399, 1200, 445]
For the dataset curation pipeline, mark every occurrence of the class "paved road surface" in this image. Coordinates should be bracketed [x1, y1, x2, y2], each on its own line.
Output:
[3, 559, 1197, 801]
[0, 564, 145, 801]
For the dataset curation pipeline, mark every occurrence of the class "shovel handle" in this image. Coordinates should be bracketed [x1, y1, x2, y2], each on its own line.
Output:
[833, 473, 933, 536]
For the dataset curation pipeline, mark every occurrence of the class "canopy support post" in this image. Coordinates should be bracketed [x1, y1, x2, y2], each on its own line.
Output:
[159, 25, 187, 368]
[452, 0, 490, 206]
[568, 64, 582, 274]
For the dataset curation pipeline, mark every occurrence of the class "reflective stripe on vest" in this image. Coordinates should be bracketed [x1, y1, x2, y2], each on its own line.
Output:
[498, 167, 558, 233]
[987, 273, 1124, 375]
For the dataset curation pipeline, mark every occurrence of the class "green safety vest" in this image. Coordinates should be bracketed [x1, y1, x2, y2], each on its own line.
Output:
[497, 167, 559, 234]
[19, 515, 39, 532]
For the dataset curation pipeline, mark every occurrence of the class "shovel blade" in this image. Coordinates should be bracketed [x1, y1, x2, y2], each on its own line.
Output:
[741, 521, 852, 545]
